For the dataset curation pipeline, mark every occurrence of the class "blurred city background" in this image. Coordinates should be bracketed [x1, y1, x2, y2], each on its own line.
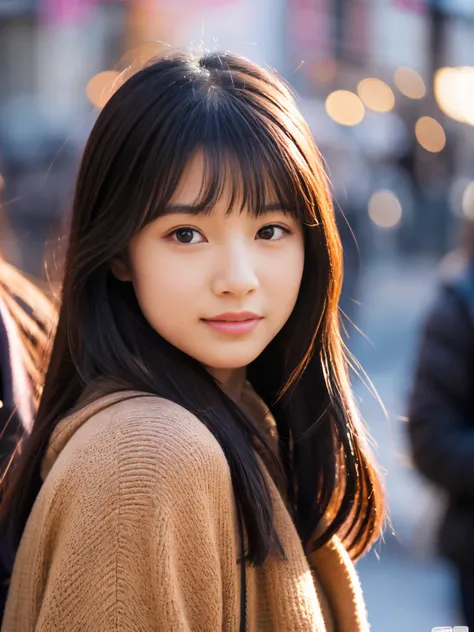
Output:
[2, 0, 474, 629]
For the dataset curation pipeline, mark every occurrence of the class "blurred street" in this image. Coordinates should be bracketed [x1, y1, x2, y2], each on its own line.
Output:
[3, 0, 474, 628]
[353, 257, 459, 632]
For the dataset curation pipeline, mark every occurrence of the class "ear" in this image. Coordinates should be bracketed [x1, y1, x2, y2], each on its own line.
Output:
[110, 256, 132, 282]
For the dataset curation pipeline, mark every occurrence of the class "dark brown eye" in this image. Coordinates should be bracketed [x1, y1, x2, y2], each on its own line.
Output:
[257, 225, 287, 241]
[171, 228, 202, 244]
[258, 226, 274, 240]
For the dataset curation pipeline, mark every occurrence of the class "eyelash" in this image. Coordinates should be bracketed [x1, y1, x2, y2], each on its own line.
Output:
[167, 224, 292, 244]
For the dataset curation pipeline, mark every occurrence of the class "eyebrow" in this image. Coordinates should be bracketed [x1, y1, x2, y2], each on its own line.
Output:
[161, 202, 292, 216]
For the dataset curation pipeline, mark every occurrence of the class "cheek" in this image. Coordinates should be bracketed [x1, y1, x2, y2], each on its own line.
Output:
[129, 246, 203, 339]
[268, 242, 305, 311]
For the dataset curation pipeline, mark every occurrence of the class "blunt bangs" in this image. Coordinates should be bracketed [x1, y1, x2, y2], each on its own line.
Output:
[110, 54, 318, 230]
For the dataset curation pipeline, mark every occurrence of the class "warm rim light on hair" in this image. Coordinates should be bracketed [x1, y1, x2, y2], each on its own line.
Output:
[325, 90, 365, 126]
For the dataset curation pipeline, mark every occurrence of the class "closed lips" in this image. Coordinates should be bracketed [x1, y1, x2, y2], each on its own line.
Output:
[203, 312, 262, 321]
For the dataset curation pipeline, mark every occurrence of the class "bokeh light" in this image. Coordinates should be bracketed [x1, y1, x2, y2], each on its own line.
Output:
[394, 67, 426, 99]
[434, 67, 474, 126]
[357, 78, 395, 113]
[325, 90, 365, 126]
[415, 117, 446, 153]
[86, 70, 121, 109]
[462, 181, 474, 220]
[368, 190, 402, 229]
[449, 177, 472, 217]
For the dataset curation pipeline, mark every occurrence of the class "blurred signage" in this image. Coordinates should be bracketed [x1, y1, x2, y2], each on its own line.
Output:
[40, 0, 132, 24]
[393, 0, 426, 12]
[289, 0, 331, 54]
[153, 0, 238, 6]
[345, 0, 371, 60]
[180, 0, 238, 4]
[288, 0, 371, 65]
[40, 0, 100, 23]
[40, 0, 238, 23]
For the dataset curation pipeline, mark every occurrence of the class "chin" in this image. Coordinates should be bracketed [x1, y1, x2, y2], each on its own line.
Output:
[199, 354, 258, 370]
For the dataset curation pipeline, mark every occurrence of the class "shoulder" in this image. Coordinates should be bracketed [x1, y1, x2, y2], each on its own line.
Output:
[45, 393, 231, 503]
[417, 285, 471, 366]
[96, 393, 222, 450]
[412, 279, 473, 393]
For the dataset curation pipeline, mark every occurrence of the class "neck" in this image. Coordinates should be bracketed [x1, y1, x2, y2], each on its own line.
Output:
[205, 366, 247, 401]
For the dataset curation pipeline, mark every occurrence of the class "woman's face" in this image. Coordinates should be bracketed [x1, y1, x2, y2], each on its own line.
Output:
[115, 153, 305, 377]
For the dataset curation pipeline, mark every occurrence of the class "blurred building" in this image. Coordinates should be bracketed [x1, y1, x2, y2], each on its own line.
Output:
[284, 0, 474, 262]
[2, 0, 474, 275]
[0, 0, 128, 273]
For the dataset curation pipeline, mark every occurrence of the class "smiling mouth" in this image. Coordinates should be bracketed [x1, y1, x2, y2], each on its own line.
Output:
[201, 317, 262, 335]
[205, 317, 261, 322]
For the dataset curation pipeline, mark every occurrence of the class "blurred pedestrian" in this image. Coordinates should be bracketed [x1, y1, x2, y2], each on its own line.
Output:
[407, 218, 474, 628]
[0, 51, 385, 631]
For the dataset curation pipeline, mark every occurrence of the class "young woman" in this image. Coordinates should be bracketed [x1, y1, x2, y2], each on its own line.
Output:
[0, 51, 385, 631]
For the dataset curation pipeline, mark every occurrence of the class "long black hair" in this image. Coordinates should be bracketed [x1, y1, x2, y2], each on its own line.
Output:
[0, 50, 385, 566]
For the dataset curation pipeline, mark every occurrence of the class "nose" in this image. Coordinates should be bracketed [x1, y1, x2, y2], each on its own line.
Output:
[212, 241, 259, 297]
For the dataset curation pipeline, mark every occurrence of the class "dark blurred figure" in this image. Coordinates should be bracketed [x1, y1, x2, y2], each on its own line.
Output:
[407, 219, 474, 628]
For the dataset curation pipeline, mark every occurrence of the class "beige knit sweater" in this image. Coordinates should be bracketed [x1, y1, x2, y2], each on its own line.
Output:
[2, 385, 370, 631]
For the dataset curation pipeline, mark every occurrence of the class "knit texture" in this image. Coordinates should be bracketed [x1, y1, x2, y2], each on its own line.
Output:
[2, 386, 370, 631]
